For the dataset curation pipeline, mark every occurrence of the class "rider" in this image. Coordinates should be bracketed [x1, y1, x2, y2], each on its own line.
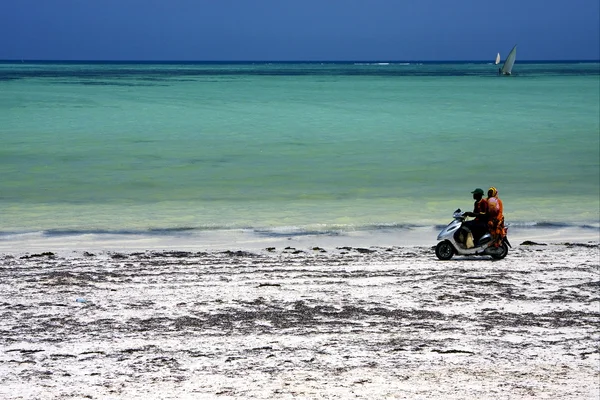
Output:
[487, 187, 505, 246]
[464, 188, 489, 244]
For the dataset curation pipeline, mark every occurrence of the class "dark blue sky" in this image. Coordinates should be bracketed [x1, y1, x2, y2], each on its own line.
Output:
[2, 0, 599, 61]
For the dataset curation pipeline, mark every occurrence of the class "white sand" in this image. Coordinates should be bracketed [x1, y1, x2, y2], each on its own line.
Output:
[0, 234, 598, 399]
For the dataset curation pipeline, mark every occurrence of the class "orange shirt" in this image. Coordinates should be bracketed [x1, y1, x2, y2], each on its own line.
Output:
[488, 197, 503, 220]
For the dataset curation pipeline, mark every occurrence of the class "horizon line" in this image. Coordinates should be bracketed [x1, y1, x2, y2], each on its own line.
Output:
[1, 59, 599, 64]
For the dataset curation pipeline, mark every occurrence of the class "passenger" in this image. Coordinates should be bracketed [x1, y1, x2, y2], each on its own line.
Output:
[487, 187, 506, 247]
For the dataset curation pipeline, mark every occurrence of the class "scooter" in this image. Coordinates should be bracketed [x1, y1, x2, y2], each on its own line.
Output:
[435, 209, 510, 260]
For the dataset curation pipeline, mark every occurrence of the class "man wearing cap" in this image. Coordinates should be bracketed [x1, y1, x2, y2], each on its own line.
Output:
[463, 188, 489, 244]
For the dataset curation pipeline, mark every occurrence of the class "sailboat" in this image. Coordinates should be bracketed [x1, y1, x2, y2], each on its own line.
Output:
[500, 45, 517, 75]
[494, 53, 501, 65]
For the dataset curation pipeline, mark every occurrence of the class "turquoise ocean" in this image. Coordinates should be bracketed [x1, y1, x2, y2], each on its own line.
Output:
[1, 61, 599, 242]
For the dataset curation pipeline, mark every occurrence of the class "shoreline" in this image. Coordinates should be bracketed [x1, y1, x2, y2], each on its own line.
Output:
[0, 225, 597, 255]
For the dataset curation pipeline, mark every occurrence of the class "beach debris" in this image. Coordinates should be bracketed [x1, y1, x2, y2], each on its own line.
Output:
[251, 346, 273, 351]
[19, 252, 56, 259]
[49, 353, 77, 359]
[283, 247, 304, 254]
[562, 242, 598, 248]
[431, 349, 475, 355]
[580, 350, 599, 359]
[265, 247, 276, 252]
[111, 253, 128, 259]
[83, 251, 95, 257]
[79, 351, 106, 356]
[76, 298, 88, 303]
[520, 241, 547, 246]
[336, 246, 376, 253]
[258, 283, 281, 287]
[312, 247, 326, 252]
[154, 251, 194, 258]
[215, 389, 235, 396]
[221, 250, 257, 257]
[355, 247, 376, 254]
[6, 349, 44, 354]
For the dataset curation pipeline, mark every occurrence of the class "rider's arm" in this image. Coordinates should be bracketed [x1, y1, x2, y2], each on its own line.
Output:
[465, 200, 488, 218]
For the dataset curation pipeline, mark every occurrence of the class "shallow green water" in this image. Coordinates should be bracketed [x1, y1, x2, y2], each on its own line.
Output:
[1, 62, 598, 234]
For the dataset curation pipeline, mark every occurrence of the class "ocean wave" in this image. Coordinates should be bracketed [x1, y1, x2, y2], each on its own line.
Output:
[1, 221, 597, 241]
[506, 221, 600, 229]
[353, 62, 409, 66]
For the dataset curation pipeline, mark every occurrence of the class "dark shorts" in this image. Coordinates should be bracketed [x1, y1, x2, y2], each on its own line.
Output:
[464, 220, 488, 241]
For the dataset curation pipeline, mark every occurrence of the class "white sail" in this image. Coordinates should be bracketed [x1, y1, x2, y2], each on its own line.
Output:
[495, 52, 501, 65]
[501, 45, 517, 75]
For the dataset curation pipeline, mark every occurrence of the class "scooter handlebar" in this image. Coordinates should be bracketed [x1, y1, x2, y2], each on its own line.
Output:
[453, 211, 466, 219]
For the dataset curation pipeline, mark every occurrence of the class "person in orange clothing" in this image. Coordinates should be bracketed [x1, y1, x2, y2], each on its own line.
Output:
[487, 187, 506, 246]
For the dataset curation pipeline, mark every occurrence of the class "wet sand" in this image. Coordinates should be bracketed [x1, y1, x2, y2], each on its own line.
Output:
[0, 240, 598, 399]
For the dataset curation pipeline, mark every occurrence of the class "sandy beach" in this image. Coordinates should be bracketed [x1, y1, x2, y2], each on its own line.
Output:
[0, 230, 598, 400]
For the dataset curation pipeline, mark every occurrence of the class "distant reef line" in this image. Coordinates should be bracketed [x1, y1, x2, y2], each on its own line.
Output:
[1, 59, 599, 64]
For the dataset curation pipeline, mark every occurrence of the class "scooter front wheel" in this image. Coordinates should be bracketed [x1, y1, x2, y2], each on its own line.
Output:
[435, 241, 455, 260]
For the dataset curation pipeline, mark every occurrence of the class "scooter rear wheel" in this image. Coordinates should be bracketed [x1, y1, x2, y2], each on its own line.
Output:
[490, 242, 509, 260]
[435, 241, 454, 260]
